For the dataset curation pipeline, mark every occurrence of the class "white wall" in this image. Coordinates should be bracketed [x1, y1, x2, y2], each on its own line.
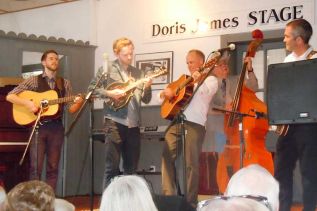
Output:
[0, 0, 95, 42]
[0, 0, 316, 197]
[94, 0, 317, 79]
[0, 0, 316, 79]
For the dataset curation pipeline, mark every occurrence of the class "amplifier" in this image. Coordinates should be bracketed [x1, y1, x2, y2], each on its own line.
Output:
[140, 125, 167, 140]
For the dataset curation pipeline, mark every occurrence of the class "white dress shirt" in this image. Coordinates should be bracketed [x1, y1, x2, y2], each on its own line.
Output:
[284, 46, 317, 62]
[183, 75, 218, 126]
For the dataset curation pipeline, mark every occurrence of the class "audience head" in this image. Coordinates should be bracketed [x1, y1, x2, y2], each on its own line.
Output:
[100, 175, 158, 211]
[54, 198, 75, 211]
[225, 164, 279, 211]
[0, 186, 6, 210]
[198, 164, 278, 211]
[198, 196, 270, 211]
[3, 180, 55, 211]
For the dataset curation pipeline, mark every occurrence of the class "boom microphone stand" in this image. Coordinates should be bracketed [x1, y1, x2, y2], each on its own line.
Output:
[212, 107, 264, 168]
[172, 60, 219, 199]
[169, 108, 187, 197]
[19, 105, 44, 167]
[65, 70, 108, 211]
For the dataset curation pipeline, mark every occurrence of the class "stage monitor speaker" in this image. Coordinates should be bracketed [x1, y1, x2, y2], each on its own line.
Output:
[153, 195, 195, 211]
[267, 58, 317, 125]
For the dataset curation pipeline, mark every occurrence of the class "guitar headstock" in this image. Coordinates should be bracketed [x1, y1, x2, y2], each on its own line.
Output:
[202, 51, 221, 71]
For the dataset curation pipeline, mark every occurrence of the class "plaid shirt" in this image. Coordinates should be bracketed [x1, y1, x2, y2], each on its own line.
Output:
[9, 72, 72, 97]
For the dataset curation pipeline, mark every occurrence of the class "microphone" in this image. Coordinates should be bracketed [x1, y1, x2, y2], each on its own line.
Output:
[102, 53, 109, 75]
[213, 43, 236, 53]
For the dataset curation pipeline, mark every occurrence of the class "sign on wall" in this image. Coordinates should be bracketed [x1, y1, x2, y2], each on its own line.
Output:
[143, 1, 314, 42]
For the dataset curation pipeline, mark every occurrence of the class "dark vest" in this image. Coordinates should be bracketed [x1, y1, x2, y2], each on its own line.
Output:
[36, 75, 65, 120]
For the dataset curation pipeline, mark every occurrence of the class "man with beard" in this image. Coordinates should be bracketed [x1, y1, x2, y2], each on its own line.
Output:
[88, 37, 152, 189]
[6, 49, 83, 190]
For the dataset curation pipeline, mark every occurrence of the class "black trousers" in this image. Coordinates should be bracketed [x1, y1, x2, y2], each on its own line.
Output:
[102, 119, 141, 189]
[274, 124, 317, 211]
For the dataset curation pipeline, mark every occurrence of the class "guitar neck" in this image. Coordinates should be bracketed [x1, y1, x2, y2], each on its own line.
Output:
[178, 76, 193, 91]
[48, 96, 76, 105]
[177, 68, 205, 92]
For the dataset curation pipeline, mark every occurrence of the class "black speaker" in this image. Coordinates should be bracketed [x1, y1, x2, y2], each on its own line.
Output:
[267, 58, 317, 125]
[153, 195, 195, 211]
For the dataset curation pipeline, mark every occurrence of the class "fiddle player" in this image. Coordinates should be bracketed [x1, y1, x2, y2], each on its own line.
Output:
[88, 37, 152, 189]
[160, 49, 218, 207]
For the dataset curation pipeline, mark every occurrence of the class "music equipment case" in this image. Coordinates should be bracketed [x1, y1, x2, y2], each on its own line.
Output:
[267, 58, 317, 125]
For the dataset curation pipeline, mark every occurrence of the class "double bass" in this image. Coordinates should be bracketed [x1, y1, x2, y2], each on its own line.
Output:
[216, 29, 274, 193]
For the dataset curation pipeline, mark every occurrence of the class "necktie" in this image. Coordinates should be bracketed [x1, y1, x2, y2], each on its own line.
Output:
[221, 79, 226, 100]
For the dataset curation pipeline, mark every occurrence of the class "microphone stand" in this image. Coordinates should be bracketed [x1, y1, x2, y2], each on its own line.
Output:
[19, 104, 44, 184]
[212, 107, 264, 168]
[171, 62, 217, 199]
[168, 108, 187, 198]
[65, 71, 107, 211]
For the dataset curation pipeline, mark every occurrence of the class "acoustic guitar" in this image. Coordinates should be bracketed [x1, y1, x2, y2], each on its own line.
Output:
[13, 90, 79, 125]
[161, 52, 221, 120]
[274, 124, 289, 136]
[105, 67, 167, 111]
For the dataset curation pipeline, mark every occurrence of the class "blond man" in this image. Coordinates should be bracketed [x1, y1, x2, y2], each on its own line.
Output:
[88, 37, 152, 189]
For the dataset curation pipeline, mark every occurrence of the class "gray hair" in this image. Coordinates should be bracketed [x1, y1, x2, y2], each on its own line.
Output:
[100, 175, 158, 211]
[198, 197, 269, 211]
[286, 19, 313, 44]
[225, 164, 279, 211]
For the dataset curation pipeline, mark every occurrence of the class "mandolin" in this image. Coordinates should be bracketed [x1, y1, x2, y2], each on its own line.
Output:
[105, 67, 167, 111]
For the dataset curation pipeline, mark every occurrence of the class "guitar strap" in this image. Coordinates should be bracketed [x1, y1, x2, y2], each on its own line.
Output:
[307, 50, 317, 59]
[56, 76, 65, 97]
[56, 77, 64, 90]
